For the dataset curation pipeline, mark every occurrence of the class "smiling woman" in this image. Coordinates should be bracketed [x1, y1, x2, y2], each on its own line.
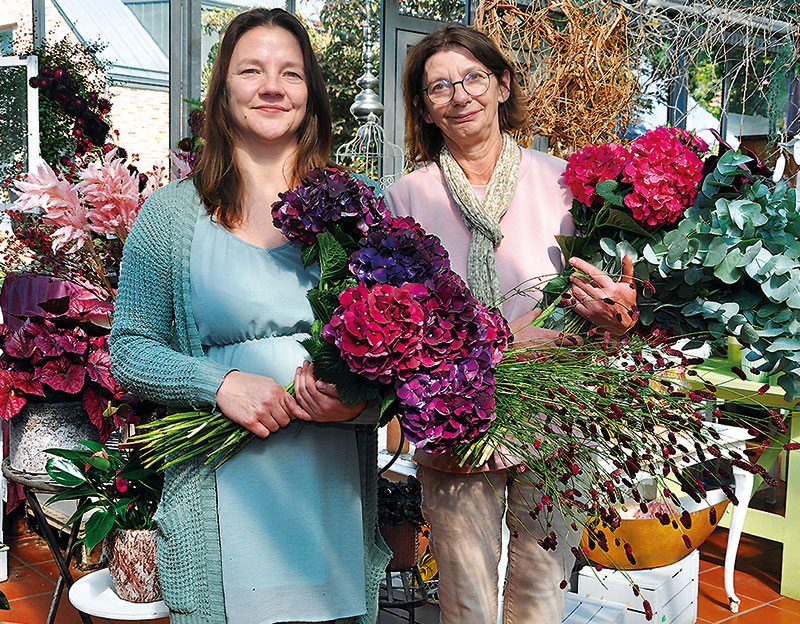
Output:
[384, 24, 637, 624]
[109, 7, 388, 624]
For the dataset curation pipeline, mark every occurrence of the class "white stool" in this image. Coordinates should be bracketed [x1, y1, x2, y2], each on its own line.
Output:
[68, 568, 169, 621]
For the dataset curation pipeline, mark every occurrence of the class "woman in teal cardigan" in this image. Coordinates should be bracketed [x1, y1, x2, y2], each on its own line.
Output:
[110, 8, 390, 624]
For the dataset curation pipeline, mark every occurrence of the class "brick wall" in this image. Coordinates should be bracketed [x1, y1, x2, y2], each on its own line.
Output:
[108, 86, 170, 173]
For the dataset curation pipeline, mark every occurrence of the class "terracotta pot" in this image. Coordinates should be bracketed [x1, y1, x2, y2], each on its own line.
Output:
[8, 400, 100, 474]
[385, 418, 410, 455]
[380, 521, 419, 571]
[106, 528, 162, 602]
[580, 491, 730, 569]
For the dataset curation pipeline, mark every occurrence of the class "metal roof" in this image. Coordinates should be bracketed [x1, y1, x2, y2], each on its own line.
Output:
[53, 0, 169, 89]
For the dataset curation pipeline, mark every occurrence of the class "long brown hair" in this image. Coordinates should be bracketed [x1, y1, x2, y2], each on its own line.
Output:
[402, 25, 527, 166]
[193, 8, 332, 227]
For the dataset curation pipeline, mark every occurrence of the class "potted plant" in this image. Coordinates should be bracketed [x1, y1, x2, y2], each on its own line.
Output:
[378, 476, 425, 572]
[45, 441, 164, 602]
[0, 292, 130, 473]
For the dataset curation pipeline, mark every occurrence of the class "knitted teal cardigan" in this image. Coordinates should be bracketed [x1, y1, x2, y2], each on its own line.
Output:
[110, 179, 391, 624]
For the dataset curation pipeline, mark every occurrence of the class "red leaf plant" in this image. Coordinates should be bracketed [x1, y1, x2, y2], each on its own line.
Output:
[0, 294, 124, 439]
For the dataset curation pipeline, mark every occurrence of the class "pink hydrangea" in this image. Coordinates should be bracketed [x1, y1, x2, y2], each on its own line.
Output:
[322, 282, 428, 384]
[622, 127, 706, 230]
[563, 143, 630, 206]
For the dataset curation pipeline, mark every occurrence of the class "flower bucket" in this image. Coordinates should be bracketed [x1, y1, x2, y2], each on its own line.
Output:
[580, 491, 730, 569]
[380, 521, 419, 572]
[8, 400, 100, 475]
[106, 528, 161, 603]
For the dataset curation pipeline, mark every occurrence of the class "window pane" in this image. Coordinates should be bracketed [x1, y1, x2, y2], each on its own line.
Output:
[398, 0, 464, 22]
[0, 64, 28, 203]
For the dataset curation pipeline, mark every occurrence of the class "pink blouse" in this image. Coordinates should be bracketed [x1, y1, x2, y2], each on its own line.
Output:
[383, 147, 575, 473]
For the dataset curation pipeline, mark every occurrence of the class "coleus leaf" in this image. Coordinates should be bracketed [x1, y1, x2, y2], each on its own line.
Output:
[34, 332, 65, 357]
[0, 370, 27, 420]
[82, 386, 112, 442]
[40, 357, 86, 394]
[3, 326, 36, 358]
[11, 371, 44, 396]
[86, 349, 115, 393]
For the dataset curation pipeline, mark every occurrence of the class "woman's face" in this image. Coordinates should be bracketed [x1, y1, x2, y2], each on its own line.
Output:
[226, 26, 308, 149]
[420, 46, 510, 151]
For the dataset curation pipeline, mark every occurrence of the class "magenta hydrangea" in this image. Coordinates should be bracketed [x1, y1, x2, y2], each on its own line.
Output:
[622, 127, 707, 230]
[271, 167, 389, 245]
[322, 281, 428, 384]
[563, 143, 630, 206]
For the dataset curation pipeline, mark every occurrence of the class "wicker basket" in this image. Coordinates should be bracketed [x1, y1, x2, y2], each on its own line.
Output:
[380, 521, 419, 571]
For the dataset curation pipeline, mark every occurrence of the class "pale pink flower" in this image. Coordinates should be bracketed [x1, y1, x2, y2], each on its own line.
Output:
[170, 151, 192, 181]
[78, 149, 141, 238]
[14, 162, 91, 251]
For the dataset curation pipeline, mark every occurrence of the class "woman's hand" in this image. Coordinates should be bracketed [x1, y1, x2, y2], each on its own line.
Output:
[509, 308, 582, 349]
[568, 255, 637, 335]
[216, 371, 311, 438]
[294, 361, 366, 422]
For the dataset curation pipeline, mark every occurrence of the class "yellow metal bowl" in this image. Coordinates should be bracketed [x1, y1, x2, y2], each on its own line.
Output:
[580, 493, 730, 570]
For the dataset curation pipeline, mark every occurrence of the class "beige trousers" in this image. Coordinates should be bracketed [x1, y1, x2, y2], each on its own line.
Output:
[419, 465, 579, 624]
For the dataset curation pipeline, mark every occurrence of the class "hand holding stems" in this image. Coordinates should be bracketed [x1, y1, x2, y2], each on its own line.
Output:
[294, 360, 366, 422]
[509, 308, 583, 349]
[567, 254, 637, 335]
[216, 370, 312, 438]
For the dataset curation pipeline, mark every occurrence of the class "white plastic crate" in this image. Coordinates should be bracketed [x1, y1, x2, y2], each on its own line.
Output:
[577, 550, 699, 624]
[564, 592, 627, 623]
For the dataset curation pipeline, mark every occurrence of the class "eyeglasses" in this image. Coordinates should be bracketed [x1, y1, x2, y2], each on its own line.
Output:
[422, 70, 493, 105]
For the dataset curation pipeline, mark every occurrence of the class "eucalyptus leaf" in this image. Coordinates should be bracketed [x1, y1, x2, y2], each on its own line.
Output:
[600, 238, 617, 256]
[739, 324, 760, 346]
[713, 250, 744, 284]
[643, 244, 659, 265]
[766, 337, 800, 352]
[737, 242, 763, 268]
[684, 265, 704, 286]
[703, 238, 729, 267]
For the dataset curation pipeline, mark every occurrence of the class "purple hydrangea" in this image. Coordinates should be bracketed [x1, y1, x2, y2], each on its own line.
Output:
[271, 168, 389, 245]
[349, 217, 450, 287]
[399, 392, 497, 452]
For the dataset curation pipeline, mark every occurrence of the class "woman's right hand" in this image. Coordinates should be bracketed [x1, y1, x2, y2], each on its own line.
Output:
[216, 371, 312, 438]
[509, 308, 583, 349]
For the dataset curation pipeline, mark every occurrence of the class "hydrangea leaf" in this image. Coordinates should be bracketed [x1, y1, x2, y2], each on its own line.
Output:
[316, 230, 349, 282]
[602, 208, 652, 237]
[595, 180, 626, 206]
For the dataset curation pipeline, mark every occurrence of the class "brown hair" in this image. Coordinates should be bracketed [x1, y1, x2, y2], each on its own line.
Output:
[193, 8, 332, 227]
[402, 24, 527, 166]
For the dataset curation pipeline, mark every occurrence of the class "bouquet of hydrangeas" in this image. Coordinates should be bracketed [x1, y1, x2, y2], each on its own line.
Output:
[136, 169, 511, 463]
[561, 126, 800, 399]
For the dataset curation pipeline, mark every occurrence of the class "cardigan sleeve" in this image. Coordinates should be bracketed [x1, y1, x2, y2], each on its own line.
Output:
[109, 184, 233, 409]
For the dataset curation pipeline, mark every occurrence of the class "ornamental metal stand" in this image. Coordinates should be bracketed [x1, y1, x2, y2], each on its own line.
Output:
[334, 2, 405, 188]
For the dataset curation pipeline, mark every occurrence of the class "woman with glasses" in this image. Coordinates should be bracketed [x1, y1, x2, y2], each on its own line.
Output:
[384, 24, 636, 624]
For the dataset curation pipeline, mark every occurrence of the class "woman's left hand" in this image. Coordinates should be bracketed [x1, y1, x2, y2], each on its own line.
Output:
[568, 255, 637, 335]
[293, 361, 366, 422]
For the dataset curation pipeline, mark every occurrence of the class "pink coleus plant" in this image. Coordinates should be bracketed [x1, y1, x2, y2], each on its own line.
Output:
[0, 294, 121, 441]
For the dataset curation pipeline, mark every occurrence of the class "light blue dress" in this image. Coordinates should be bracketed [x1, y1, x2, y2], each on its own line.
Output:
[190, 210, 366, 624]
